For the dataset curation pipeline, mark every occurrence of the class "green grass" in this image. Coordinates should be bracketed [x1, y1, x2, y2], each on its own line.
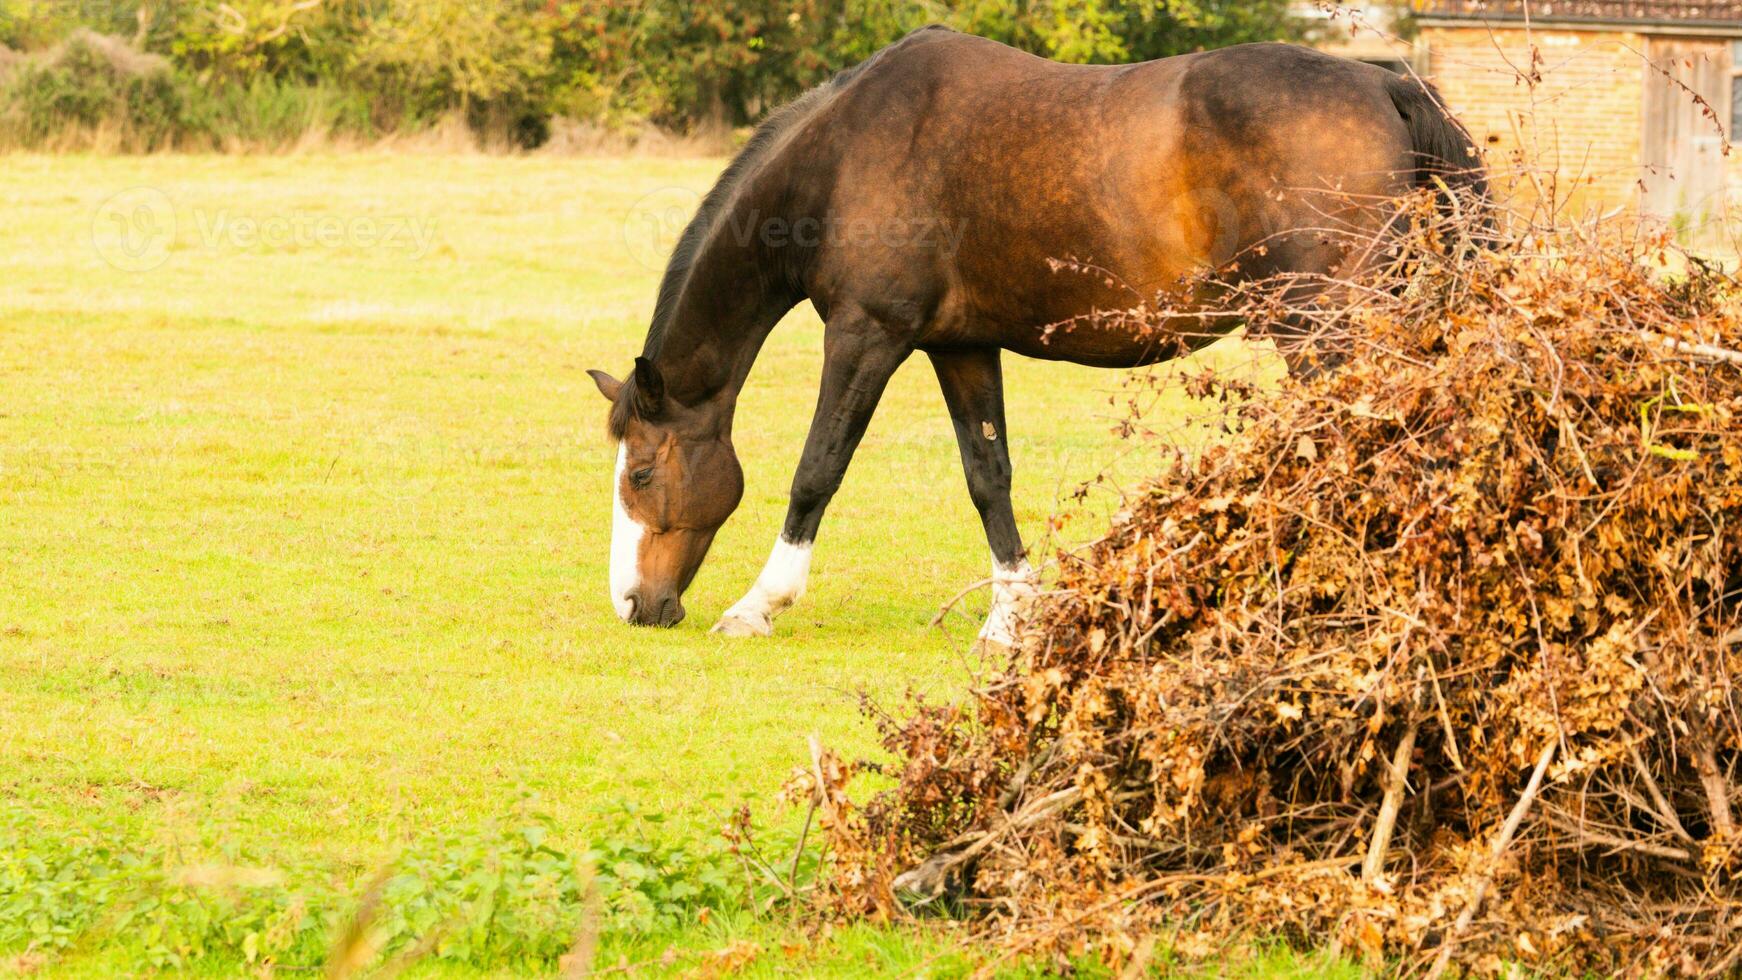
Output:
[0, 153, 1306, 975]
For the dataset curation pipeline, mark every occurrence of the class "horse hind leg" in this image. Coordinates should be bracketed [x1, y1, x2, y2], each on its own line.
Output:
[928, 347, 1035, 650]
[1266, 311, 1347, 378]
[1260, 199, 1405, 377]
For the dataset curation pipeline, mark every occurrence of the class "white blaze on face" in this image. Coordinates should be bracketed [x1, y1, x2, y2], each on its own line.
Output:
[610, 443, 647, 621]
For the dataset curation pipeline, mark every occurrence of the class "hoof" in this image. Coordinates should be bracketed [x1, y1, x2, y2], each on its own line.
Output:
[711, 610, 772, 637]
[973, 630, 1019, 658]
[972, 635, 1014, 658]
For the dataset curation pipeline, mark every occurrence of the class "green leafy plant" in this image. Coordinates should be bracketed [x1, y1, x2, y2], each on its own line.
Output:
[0, 29, 188, 147]
[0, 800, 765, 973]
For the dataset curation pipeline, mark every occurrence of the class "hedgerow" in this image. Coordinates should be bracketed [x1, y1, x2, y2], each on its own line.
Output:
[0, 0, 1302, 149]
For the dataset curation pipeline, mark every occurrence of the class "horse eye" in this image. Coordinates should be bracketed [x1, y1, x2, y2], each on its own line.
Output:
[630, 467, 653, 488]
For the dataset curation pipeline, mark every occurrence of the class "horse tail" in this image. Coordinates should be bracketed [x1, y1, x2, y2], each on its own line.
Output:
[1384, 74, 1490, 228]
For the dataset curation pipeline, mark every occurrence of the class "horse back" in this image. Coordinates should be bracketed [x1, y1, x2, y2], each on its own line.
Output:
[776, 31, 1423, 365]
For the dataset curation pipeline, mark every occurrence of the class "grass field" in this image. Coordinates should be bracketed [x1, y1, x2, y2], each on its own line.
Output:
[0, 154, 1317, 976]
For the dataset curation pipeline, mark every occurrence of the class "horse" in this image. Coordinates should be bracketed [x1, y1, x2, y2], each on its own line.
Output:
[588, 25, 1484, 643]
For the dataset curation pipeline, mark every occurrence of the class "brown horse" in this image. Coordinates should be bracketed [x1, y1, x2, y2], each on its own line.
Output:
[588, 26, 1483, 640]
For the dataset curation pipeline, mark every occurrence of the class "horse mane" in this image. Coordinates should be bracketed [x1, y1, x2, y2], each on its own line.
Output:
[610, 26, 952, 439]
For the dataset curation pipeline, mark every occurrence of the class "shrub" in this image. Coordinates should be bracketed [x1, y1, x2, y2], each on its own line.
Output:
[0, 29, 186, 148]
[188, 75, 376, 147]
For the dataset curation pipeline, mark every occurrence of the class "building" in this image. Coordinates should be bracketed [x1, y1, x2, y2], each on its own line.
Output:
[1312, 1, 1742, 220]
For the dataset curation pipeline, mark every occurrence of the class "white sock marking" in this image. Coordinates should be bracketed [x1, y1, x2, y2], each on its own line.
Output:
[609, 443, 646, 621]
[719, 536, 812, 631]
[980, 558, 1037, 647]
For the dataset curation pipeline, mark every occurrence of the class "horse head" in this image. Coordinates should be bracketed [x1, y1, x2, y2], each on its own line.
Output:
[590, 358, 744, 627]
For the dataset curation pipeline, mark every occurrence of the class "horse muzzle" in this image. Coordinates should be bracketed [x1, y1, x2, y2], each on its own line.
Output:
[622, 589, 686, 628]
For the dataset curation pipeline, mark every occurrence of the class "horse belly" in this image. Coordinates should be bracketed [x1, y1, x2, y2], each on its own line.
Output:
[930, 151, 1251, 363]
[990, 306, 1238, 368]
[934, 209, 1230, 368]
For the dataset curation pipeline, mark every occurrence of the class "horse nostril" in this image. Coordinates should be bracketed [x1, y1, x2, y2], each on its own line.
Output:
[622, 590, 682, 627]
[659, 596, 685, 628]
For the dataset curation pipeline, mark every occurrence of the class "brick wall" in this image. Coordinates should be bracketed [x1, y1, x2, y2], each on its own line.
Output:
[1419, 25, 1649, 206]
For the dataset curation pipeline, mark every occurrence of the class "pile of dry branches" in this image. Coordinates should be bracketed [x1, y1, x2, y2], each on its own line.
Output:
[801, 201, 1742, 976]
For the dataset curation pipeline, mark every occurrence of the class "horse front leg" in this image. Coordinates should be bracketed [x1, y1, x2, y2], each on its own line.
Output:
[927, 347, 1035, 649]
[713, 307, 913, 637]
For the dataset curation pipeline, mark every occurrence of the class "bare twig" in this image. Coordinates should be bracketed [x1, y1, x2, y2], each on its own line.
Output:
[1628, 743, 1694, 844]
[893, 786, 1085, 899]
[929, 577, 994, 627]
[558, 877, 603, 980]
[1690, 732, 1735, 839]
[791, 735, 825, 893]
[1644, 331, 1742, 366]
[1363, 686, 1422, 882]
[1425, 740, 1558, 980]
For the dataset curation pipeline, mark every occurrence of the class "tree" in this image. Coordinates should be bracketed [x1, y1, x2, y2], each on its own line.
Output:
[0, 0, 1307, 141]
[163, 0, 339, 80]
[349, 0, 552, 110]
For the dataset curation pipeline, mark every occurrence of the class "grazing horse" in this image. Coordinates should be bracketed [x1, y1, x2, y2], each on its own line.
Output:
[589, 26, 1484, 642]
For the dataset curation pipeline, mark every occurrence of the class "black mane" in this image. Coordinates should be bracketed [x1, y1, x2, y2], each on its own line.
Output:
[610, 26, 952, 439]
[640, 91, 826, 358]
[638, 52, 918, 357]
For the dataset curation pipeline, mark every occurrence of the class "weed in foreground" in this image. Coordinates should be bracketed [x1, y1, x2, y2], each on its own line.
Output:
[0, 800, 762, 974]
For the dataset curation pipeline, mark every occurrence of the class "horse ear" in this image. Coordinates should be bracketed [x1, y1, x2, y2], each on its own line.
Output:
[587, 369, 622, 403]
[632, 357, 665, 417]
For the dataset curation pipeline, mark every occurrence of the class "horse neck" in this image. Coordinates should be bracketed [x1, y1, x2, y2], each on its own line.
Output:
[646, 204, 801, 429]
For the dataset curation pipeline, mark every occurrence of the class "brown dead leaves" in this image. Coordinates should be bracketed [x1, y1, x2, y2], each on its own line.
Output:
[810, 201, 1742, 977]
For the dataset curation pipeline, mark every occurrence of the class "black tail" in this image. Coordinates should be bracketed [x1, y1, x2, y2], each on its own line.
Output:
[1385, 74, 1489, 225]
